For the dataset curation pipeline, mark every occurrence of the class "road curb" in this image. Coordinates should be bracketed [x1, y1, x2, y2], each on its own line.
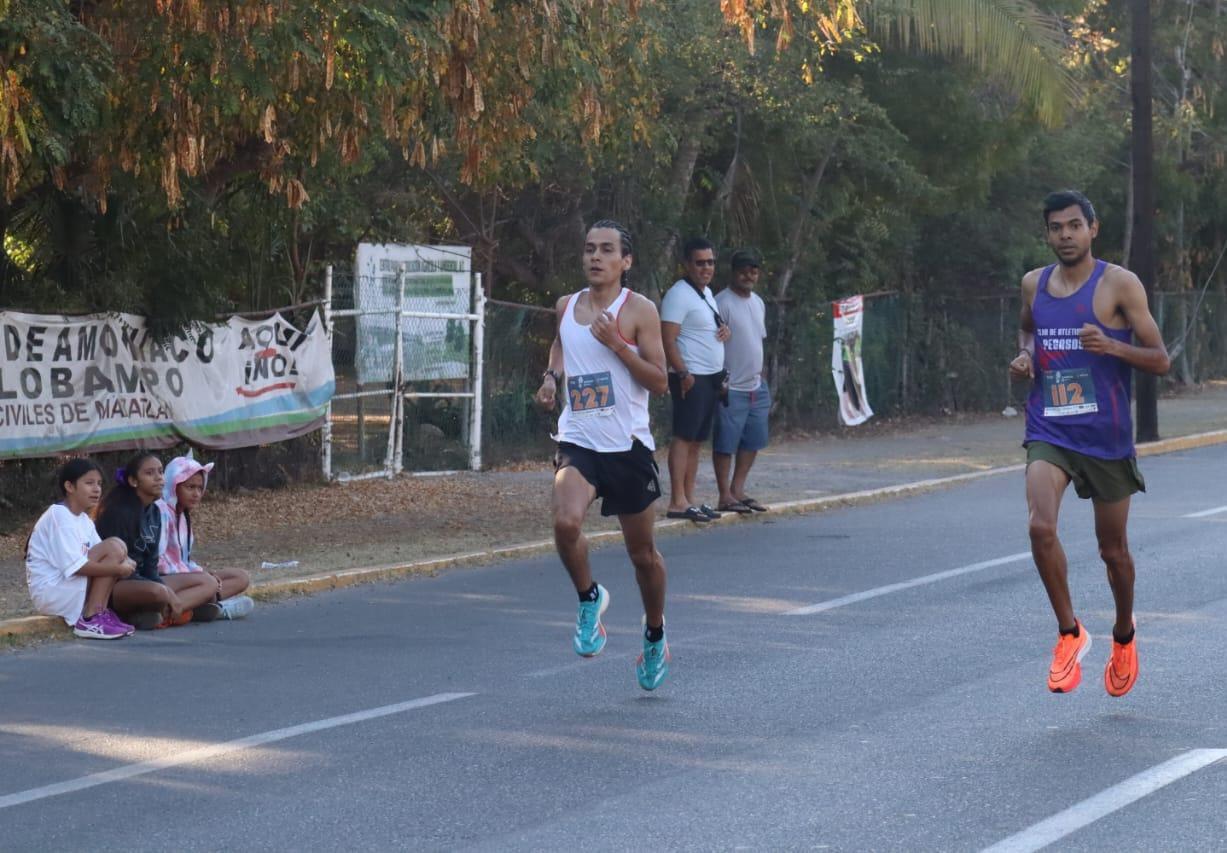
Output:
[5, 427, 1226, 643]
[0, 614, 69, 640]
[1136, 428, 1227, 457]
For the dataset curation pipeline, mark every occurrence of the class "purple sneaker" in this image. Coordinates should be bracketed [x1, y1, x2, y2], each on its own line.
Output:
[103, 609, 136, 636]
[73, 612, 128, 640]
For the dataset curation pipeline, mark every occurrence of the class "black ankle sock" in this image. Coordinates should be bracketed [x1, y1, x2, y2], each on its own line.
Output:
[644, 624, 664, 643]
[579, 583, 600, 603]
[1060, 622, 1080, 638]
[1114, 627, 1135, 645]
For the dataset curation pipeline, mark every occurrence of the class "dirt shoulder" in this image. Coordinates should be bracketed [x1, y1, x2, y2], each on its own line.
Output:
[2, 383, 1223, 622]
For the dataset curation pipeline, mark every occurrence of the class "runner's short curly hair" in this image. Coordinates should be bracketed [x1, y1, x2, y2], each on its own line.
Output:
[1043, 190, 1096, 226]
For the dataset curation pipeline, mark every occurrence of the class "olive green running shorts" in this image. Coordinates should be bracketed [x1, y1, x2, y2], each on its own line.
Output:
[1025, 440, 1146, 503]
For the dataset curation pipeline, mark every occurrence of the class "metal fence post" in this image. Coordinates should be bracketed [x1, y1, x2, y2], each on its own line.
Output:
[387, 265, 406, 477]
[321, 265, 334, 481]
[469, 274, 485, 471]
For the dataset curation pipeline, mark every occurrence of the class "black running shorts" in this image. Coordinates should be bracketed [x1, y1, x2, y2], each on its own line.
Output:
[555, 440, 662, 517]
[668, 371, 722, 441]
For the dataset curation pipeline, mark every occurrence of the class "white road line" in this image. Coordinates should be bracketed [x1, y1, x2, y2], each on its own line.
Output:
[0, 692, 475, 810]
[1185, 504, 1227, 519]
[982, 748, 1227, 853]
[783, 552, 1033, 616]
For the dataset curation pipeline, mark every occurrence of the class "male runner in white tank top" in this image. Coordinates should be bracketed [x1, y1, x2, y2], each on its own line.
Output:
[534, 220, 673, 690]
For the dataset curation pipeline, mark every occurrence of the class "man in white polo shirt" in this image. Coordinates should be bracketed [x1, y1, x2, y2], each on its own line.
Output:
[713, 249, 770, 514]
[661, 237, 730, 523]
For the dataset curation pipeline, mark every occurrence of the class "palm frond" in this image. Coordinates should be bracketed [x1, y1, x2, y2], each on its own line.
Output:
[864, 0, 1077, 125]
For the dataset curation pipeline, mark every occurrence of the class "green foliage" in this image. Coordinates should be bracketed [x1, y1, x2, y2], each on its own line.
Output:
[863, 0, 1076, 124]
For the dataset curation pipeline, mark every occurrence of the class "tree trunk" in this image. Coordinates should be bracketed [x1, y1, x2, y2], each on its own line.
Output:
[1122, 156, 1134, 267]
[1174, 200, 1194, 384]
[643, 125, 706, 300]
[767, 141, 836, 418]
[772, 143, 835, 306]
[1130, 0, 1159, 441]
[707, 107, 742, 240]
[1173, 34, 1194, 384]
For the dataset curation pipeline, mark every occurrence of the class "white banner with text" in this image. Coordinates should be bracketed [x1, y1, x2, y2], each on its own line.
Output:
[0, 310, 335, 459]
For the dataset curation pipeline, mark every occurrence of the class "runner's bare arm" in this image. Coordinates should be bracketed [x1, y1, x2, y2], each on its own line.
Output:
[534, 295, 568, 410]
[1079, 269, 1170, 375]
[616, 295, 668, 395]
[1011, 270, 1040, 380]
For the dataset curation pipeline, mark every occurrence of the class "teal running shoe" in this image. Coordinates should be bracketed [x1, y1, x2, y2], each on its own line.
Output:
[573, 584, 610, 657]
[636, 621, 670, 691]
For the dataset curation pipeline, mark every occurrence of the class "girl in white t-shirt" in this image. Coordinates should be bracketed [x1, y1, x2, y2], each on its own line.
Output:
[25, 459, 139, 640]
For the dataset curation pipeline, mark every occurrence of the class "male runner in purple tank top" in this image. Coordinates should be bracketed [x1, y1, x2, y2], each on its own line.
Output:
[1010, 190, 1169, 697]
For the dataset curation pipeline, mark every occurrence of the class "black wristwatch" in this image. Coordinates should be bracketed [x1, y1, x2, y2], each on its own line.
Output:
[543, 368, 562, 385]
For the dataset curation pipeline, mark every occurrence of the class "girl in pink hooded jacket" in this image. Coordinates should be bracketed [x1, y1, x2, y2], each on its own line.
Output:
[157, 453, 255, 619]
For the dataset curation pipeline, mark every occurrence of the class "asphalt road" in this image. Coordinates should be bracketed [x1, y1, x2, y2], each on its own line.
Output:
[2, 444, 1226, 852]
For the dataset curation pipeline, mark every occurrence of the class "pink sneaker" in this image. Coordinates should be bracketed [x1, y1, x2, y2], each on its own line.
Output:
[102, 609, 136, 636]
[73, 612, 128, 640]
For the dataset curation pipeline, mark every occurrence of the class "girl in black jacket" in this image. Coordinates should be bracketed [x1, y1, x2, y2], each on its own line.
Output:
[96, 452, 218, 629]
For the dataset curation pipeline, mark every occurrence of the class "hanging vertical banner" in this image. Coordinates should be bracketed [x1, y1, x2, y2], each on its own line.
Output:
[831, 295, 874, 426]
[353, 244, 472, 383]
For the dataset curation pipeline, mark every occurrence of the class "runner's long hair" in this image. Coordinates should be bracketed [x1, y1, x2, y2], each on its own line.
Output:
[95, 451, 160, 551]
[24, 458, 103, 558]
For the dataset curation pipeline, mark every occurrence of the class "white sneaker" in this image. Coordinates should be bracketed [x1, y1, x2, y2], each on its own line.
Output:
[219, 595, 255, 620]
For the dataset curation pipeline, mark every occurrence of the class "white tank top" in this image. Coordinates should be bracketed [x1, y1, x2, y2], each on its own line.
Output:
[556, 288, 655, 452]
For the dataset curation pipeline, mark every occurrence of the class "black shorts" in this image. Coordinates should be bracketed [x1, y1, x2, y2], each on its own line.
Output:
[669, 371, 722, 441]
[555, 440, 662, 517]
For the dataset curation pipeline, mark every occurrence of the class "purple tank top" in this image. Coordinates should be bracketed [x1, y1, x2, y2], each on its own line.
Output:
[1024, 260, 1134, 459]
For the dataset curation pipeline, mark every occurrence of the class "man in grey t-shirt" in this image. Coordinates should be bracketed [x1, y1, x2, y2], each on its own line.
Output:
[712, 249, 770, 514]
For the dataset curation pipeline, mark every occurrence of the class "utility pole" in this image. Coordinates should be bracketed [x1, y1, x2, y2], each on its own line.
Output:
[1130, 0, 1159, 441]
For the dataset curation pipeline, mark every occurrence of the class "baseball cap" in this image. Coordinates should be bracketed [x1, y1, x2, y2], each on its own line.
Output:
[730, 249, 761, 270]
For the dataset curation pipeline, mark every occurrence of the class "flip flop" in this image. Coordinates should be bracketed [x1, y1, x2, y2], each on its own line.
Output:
[666, 506, 711, 522]
[739, 497, 768, 512]
[698, 504, 723, 520]
[718, 500, 754, 515]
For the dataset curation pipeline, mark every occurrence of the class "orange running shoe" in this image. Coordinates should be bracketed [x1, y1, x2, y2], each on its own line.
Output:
[1047, 619, 1092, 693]
[156, 609, 194, 629]
[1104, 622, 1138, 697]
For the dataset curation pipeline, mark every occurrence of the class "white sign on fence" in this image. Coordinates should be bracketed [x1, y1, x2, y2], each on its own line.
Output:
[353, 244, 472, 383]
[0, 310, 335, 459]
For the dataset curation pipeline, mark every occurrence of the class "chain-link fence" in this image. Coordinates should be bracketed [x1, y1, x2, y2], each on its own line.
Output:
[1157, 289, 1227, 386]
[324, 270, 398, 478]
[479, 299, 685, 469]
[2, 285, 1221, 518]
[474, 288, 1227, 468]
[481, 300, 559, 466]
[764, 292, 1024, 428]
[323, 267, 483, 480]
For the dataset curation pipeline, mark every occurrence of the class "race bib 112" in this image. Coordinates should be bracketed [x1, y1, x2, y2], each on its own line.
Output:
[1042, 367, 1098, 417]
